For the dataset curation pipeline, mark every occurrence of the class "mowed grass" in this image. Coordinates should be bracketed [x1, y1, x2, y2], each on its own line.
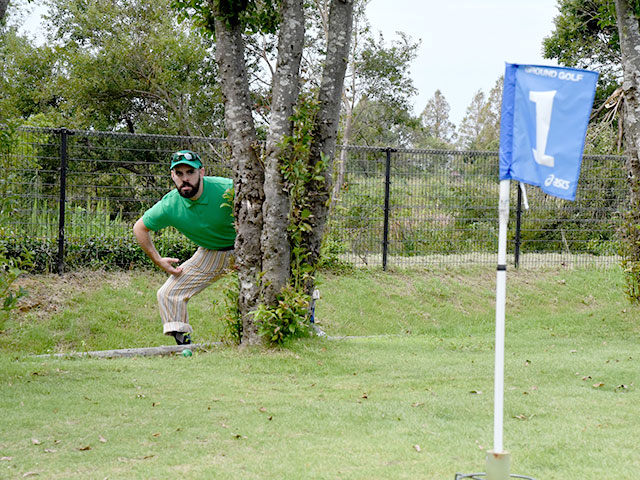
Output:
[0, 266, 639, 479]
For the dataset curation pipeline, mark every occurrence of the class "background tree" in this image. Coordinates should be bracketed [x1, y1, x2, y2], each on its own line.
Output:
[457, 90, 486, 149]
[455, 79, 501, 151]
[31, 0, 225, 135]
[0, 28, 56, 124]
[543, 0, 620, 92]
[543, 0, 622, 151]
[417, 89, 456, 148]
[323, 0, 418, 203]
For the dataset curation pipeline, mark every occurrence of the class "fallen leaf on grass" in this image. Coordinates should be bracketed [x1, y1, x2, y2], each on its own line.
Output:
[152, 433, 161, 437]
[77, 445, 91, 451]
[513, 414, 531, 421]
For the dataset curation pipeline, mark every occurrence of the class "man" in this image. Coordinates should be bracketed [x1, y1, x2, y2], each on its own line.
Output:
[133, 150, 235, 345]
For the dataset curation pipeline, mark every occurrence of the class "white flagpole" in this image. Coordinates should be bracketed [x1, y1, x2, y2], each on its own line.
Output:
[494, 178, 510, 452]
[486, 179, 512, 479]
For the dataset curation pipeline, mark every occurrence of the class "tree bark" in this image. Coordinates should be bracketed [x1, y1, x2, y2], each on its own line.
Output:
[261, 0, 305, 305]
[0, 0, 7, 24]
[616, 0, 640, 206]
[212, 10, 265, 344]
[615, 0, 640, 299]
[305, 0, 354, 292]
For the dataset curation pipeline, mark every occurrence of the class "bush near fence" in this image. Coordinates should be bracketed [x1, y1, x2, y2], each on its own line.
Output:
[0, 126, 628, 273]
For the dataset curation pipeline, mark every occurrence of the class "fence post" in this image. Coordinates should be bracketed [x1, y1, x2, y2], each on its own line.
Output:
[382, 148, 396, 271]
[56, 128, 71, 275]
[514, 184, 522, 269]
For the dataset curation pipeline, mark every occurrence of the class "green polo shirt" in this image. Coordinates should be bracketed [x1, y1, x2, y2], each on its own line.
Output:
[142, 176, 236, 250]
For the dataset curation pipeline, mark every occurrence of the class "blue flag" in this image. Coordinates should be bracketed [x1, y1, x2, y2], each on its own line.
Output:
[499, 63, 599, 201]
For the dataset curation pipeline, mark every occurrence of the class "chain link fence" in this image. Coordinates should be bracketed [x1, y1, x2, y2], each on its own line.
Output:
[328, 145, 625, 269]
[0, 126, 627, 272]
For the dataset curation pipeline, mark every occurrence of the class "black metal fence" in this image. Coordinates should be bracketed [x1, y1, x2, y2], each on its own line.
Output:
[0, 126, 628, 272]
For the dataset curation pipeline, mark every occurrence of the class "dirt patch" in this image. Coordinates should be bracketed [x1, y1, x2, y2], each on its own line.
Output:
[14, 270, 150, 319]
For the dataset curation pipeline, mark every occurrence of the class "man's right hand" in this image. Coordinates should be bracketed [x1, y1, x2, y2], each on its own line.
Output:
[133, 218, 184, 276]
[157, 257, 183, 275]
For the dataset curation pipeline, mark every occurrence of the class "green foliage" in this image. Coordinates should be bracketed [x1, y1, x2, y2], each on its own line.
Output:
[280, 98, 325, 291]
[0, 247, 28, 332]
[0, 124, 28, 329]
[318, 238, 353, 274]
[542, 0, 621, 111]
[250, 97, 325, 345]
[337, 5, 421, 149]
[220, 272, 243, 344]
[171, 0, 280, 36]
[254, 284, 311, 345]
[619, 209, 640, 302]
[0, 233, 197, 273]
[0, 28, 56, 124]
[4, 0, 225, 135]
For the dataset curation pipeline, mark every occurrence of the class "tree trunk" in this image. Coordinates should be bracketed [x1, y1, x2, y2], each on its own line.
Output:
[261, 0, 305, 305]
[615, 0, 640, 300]
[305, 0, 354, 292]
[0, 0, 7, 24]
[212, 12, 265, 344]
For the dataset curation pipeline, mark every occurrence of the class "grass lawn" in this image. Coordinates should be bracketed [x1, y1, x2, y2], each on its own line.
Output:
[0, 266, 638, 479]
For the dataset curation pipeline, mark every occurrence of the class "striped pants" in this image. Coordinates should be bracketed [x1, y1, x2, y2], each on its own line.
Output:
[157, 247, 234, 336]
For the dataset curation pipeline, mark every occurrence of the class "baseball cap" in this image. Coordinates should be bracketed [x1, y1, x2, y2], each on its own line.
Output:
[170, 150, 203, 170]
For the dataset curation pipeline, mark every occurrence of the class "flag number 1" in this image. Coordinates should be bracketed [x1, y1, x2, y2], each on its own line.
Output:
[529, 90, 557, 168]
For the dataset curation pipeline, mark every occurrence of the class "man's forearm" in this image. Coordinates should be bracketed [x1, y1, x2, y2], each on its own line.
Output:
[133, 218, 182, 275]
[133, 218, 161, 266]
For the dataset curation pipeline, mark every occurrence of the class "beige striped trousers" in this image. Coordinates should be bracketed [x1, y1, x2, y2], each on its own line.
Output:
[157, 247, 234, 336]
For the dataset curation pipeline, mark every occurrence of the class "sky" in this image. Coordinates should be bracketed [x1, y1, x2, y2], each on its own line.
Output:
[18, 0, 561, 126]
[365, 0, 560, 125]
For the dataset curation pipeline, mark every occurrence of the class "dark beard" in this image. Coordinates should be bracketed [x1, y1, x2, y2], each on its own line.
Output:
[177, 177, 201, 199]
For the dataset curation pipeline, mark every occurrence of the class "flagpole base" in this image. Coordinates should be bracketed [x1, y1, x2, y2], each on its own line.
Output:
[486, 450, 511, 480]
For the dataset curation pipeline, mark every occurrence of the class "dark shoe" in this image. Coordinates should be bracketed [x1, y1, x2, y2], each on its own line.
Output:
[171, 332, 191, 345]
